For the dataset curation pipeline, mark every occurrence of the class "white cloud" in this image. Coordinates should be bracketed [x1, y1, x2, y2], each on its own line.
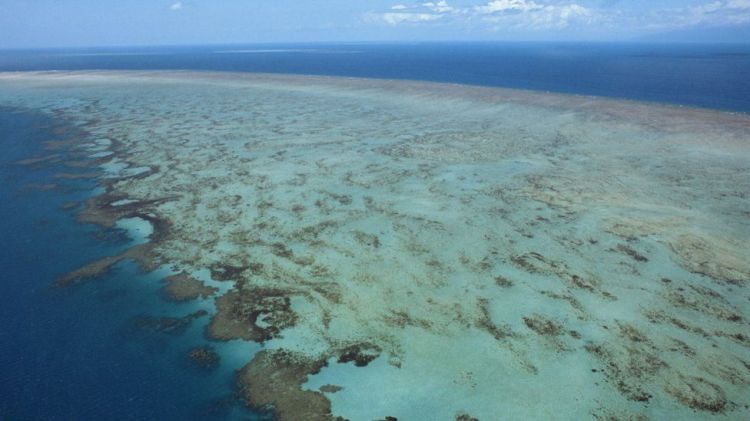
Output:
[476, 0, 594, 29]
[374, 0, 592, 29]
[371, 0, 748, 33]
[727, 0, 750, 9]
[423, 1, 455, 13]
[380, 12, 443, 25]
[169, 1, 183, 11]
[373, 1, 454, 24]
[678, 0, 750, 27]
[475, 0, 542, 14]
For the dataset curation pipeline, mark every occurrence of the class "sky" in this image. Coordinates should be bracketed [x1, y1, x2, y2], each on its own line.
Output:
[1, 0, 749, 48]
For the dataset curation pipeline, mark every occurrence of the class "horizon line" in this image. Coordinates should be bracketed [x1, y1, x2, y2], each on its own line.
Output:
[2, 39, 750, 52]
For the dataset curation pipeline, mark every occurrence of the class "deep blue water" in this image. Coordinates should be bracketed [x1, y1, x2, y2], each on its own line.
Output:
[0, 109, 259, 420]
[1, 42, 750, 112]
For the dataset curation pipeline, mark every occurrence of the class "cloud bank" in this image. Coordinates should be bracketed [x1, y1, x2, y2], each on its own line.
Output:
[369, 0, 750, 35]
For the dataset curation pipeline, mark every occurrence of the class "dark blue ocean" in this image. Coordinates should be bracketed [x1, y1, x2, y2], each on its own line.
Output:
[1, 43, 749, 420]
[1, 42, 750, 111]
[0, 110, 261, 420]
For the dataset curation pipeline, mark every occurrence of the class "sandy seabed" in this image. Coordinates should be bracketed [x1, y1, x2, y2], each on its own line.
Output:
[1, 71, 749, 420]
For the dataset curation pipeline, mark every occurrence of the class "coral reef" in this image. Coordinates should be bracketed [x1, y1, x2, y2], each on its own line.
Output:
[162, 272, 218, 301]
[208, 288, 297, 342]
[236, 350, 334, 421]
[2, 71, 748, 420]
[187, 345, 221, 370]
[129, 310, 208, 336]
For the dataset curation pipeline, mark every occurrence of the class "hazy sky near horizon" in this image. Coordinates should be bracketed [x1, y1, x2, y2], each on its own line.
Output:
[1, 0, 749, 48]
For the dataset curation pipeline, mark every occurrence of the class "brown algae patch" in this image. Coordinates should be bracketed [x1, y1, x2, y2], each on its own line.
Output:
[2, 71, 749, 420]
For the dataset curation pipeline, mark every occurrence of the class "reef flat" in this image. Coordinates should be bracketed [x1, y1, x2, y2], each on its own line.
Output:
[1, 71, 748, 420]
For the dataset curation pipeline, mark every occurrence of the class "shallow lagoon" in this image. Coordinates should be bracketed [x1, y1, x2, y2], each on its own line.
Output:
[0, 71, 748, 420]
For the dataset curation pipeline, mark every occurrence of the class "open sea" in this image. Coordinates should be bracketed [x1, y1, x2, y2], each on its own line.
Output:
[0, 43, 749, 420]
[2, 43, 750, 112]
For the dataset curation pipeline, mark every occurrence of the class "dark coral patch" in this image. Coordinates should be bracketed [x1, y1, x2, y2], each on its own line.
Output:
[615, 244, 649, 262]
[187, 345, 221, 370]
[337, 343, 381, 367]
[208, 288, 297, 342]
[319, 384, 343, 394]
[209, 263, 247, 281]
[584, 323, 666, 403]
[129, 310, 208, 336]
[523, 314, 564, 336]
[56, 242, 160, 287]
[665, 375, 727, 413]
[162, 272, 218, 301]
[237, 350, 333, 421]
[353, 231, 381, 248]
[494, 275, 514, 288]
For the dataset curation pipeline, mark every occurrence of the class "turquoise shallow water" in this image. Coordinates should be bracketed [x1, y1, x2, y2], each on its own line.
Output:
[0, 71, 748, 420]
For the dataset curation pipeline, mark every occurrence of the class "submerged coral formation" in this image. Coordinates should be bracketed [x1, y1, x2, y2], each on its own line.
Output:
[162, 272, 218, 302]
[187, 345, 221, 370]
[1, 71, 748, 420]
